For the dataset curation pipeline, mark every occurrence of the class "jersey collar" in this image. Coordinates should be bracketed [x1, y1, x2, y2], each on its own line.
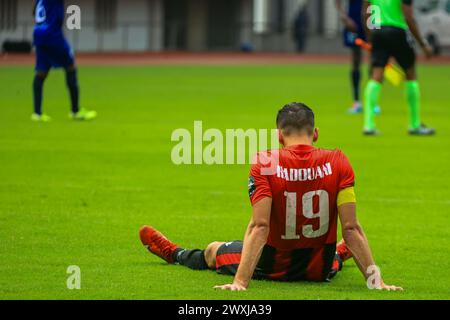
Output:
[284, 144, 316, 152]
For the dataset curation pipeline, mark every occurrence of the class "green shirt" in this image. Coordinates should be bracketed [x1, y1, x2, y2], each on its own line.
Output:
[369, 0, 412, 30]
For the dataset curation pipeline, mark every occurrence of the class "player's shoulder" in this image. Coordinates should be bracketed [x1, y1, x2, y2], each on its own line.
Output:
[313, 147, 351, 164]
[249, 149, 281, 177]
[314, 146, 345, 156]
[251, 149, 278, 167]
[313, 148, 354, 183]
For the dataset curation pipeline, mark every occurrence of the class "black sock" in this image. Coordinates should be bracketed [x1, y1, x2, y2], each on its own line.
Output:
[65, 69, 79, 114]
[173, 248, 209, 270]
[351, 70, 361, 102]
[33, 75, 45, 115]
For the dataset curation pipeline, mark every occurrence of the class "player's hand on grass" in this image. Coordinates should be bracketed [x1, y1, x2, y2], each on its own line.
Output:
[375, 281, 404, 291]
[214, 281, 247, 291]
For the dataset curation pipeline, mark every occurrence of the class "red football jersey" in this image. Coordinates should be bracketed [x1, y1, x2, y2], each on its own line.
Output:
[249, 144, 355, 281]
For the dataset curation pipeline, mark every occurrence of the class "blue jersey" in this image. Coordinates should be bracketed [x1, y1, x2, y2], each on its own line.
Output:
[348, 0, 363, 24]
[343, 0, 366, 47]
[33, 0, 65, 46]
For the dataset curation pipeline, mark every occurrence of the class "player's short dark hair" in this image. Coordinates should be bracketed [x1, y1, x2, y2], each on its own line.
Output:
[276, 102, 315, 136]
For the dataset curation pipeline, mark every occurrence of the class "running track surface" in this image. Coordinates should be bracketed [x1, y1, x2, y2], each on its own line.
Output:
[1, 52, 450, 66]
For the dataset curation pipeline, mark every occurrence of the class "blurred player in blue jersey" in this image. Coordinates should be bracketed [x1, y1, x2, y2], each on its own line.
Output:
[32, 0, 96, 122]
[336, 0, 380, 115]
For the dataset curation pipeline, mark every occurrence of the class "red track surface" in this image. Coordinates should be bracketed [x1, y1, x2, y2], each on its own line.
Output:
[1, 52, 450, 66]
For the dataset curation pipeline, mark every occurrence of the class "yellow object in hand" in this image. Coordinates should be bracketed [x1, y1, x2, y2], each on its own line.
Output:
[384, 64, 405, 87]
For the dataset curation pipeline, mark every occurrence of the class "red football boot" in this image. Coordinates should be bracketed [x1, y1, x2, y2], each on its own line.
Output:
[139, 226, 178, 264]
[336, 239, 353, 262]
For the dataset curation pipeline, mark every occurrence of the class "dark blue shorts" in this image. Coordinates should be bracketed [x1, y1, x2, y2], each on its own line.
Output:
[35, 38, 75, 72]
[343, 29, 366, 48]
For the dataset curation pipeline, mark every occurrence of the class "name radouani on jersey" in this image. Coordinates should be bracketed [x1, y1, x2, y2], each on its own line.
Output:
[276, 163, 333, 182]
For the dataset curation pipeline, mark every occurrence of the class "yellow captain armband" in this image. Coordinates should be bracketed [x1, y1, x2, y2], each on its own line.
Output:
[337, 187, 356, 206]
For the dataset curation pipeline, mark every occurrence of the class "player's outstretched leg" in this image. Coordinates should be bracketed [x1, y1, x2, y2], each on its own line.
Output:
[66, 66, 97, 121]
[139, 225, 220, 270]
[172, 241, 223, 270]
[140, 225, 178, 263]
[404, 67, 435, 136]
[31, 71, 52, 122]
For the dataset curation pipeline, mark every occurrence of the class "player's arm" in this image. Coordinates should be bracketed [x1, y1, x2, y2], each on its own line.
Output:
[336, 0, 358, 32]
[214, 197, 272, 291]
[338, 189, 402, 291]
[402, 0, 433, 58]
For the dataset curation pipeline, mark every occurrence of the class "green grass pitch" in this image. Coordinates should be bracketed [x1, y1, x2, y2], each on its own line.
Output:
[0, 63, 449, 300]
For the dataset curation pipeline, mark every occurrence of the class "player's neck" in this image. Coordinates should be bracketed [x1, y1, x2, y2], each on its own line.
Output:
[282, 136, 313, 148]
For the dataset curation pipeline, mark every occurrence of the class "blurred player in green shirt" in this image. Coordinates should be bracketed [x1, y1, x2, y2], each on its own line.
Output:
[363, 0, 435, 135]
